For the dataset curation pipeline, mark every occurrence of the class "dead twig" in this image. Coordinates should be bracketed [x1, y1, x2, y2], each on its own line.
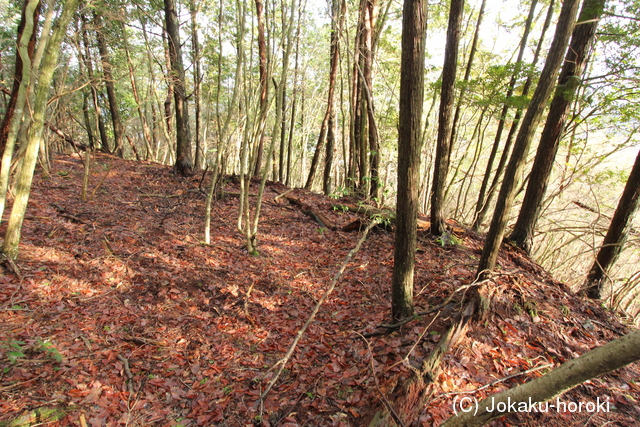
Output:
[438, 363, 554, 397]
[388, 311, 441, 372]
[273, 187, 294, 201]
[356, 332, 407, 427]
[1, 253, 22, 281]
[374, 271, 518, 332]
[244, 281, 256, 321]
[258, 218, 381, 404]
[117, 354, 135, 394]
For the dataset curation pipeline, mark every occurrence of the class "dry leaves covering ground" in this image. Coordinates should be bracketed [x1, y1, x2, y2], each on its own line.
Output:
[0, 153, 638, 426]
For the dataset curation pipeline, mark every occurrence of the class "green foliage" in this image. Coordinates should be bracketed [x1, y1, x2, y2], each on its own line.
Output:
[371, 213, 391, 228]
[1, 338, 62, 365]
[36, 339, 63, 363]
[435, 230, 461, 247]
[329, 187, 350, 200]
[3, 340, 26, 364]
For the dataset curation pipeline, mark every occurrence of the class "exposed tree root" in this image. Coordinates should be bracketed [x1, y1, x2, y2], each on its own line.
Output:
[367, 283, 491, 426]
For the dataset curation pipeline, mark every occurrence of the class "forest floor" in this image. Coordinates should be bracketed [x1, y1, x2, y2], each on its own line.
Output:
[0, 152, 638, 427]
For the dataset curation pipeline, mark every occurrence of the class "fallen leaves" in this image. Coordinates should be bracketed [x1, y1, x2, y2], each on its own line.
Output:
[0, 153, 638, 426]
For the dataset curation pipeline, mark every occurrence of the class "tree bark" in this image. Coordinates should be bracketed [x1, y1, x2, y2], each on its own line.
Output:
[472, 0, 545, 231]
[79, 13, 109, 152]
[164, 0, 193, 176]
[509, 0, 605, 253]
[0, 0, 41, 155]
[306, 0, 345, 192]
[441, 329, 640, 427]
[252, 0, 269, 178]
[0, 0, 39, 223]
[429, 0, 464, 236]
[2, 0, 80, 259]
[189, 0, 203, 169]
[477, 0, 580, 280]
[392, 0, 427, 321]
[93, 12, 124, 157]
[121, 20, 154, 160]
[582, 148, 640, 299]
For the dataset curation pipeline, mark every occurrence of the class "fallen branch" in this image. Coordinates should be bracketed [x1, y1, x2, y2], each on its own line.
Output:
[259, 218, 381, 403]
[117, 355, 135, 394]
[273, 187, 294, 201]
[50, 203, 88, 225]
[286, 196, 339, 230]
[47, 122, 88, 151]
[440, 329, 640, 427]
[1, 253, 22, 281]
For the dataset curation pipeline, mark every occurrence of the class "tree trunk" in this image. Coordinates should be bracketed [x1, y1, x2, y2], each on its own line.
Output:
[2, 0, 80, 259]
[0, 0, 39, 223]
[471, 0, 544, 231]
[121, 20, 154, 160]
[364, 0, 380, 200]
[93, 12, 124, 157]
[429, 0, 464, 236]
[324, 0, 346, 196]
[164, 0, 193, 176]
[0, 0, 41, 155]
[477, 0, 580, 280]
[189, 0, 203, 169]
[79, 14, 109, 152]
[306, 0, 345, 192]
[582, 148, 640, 299]
[442, 328, 640, 427]
[509, 0, 605, 253]
[392, 0, 427, 322]
[448, 0, 486, 150]
[286, 7, 302, 188]
[348, 0, 379, 196]
[252, 0, 269, 178]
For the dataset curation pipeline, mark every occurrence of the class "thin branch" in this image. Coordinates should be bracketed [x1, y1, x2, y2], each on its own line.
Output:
[258, 218, 381, 403]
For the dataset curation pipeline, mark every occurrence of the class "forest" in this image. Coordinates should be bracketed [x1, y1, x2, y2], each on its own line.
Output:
[0, 0, 639, 425]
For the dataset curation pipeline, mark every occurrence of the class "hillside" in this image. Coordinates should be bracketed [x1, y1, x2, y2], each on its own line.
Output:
[0, 153, 638, 426]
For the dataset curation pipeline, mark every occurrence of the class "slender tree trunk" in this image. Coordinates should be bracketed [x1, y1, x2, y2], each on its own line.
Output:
[449, 0, 486, 148]
[349, 0, 379, 196]
[581, 148, 640, 299]
[364, 0, 380, 200]
[270, 0, 296, 184]
[477, 0, 580, 280]
[161, 28, 174, 139]
[93, 12, 124, 157]
[252, 0, 269, 178]
[472, 0, 543, 231]
[442, 329, 640, 427]
[189, 0, 203, 169]
[286, 7, 302, 187]
[164, 0, 193, 176]
[324, 0, 346, 195]
[0, 0, 41, 155]
[429, 0, 464, 236]
[79, 14, 109, 152]
[2, 0, 80, 258]
[140, 17, 164, 161]
[509, 0, 605, 253]
[0, 0, 39, 223]
[306, 0, 345, 192]
[121, 21, 154, 160]
[392, 0, 427, 321]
